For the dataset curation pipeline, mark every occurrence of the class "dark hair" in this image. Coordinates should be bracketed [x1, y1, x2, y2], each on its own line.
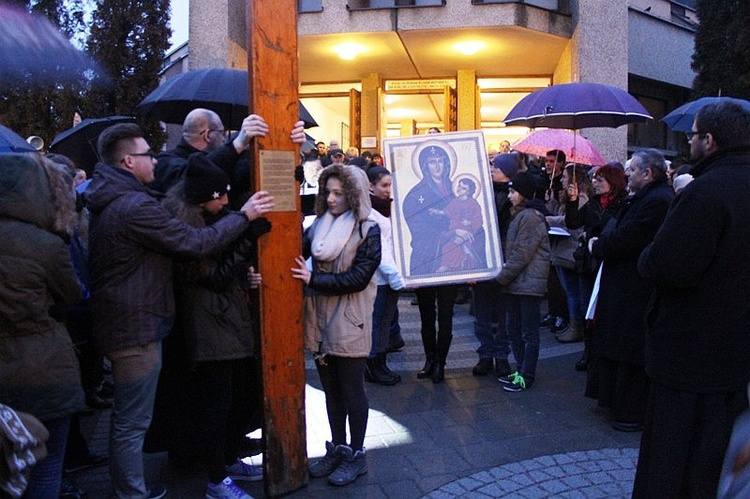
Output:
[458, 178, 476, 197]
[593, 163, 627, 198]
[695, 98, 750, 149]
[97, 123, 145, 166]
[361, 150, 373, 160]
[631, 148, 667, 181]
[546, 149, 566, 163]
[367, 166, 391, 185]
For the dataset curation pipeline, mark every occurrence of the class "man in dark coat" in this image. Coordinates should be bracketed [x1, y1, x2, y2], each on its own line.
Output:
[633, 98, 750, 498]
[586, 148, 673, 431]
[85, 123, 276, 498]
[150, 108, 270, 193]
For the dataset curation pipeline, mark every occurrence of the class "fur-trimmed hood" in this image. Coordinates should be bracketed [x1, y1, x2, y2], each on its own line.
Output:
[314, 164, 372, 221]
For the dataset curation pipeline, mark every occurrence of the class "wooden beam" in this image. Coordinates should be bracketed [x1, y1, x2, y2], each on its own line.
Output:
[246, 0, 307, 496]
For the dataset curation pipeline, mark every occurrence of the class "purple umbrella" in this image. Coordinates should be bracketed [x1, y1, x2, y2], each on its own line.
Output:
[503, 82, 652, 129]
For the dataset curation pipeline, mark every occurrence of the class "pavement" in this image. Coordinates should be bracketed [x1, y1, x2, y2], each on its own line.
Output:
[73, 294, 641, 498]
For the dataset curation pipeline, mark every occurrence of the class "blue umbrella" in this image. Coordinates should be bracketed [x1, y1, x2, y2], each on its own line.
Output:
[661, 96, 750, 132]
[503, 82, 652, 129]
[0, 124, 36, 153]
[136, 68, 318, 129]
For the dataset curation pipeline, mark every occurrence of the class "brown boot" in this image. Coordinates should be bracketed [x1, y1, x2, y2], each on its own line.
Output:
[557, 319, 583, 343]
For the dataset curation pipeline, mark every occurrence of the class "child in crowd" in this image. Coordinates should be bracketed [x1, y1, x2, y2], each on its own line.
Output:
[496, 172, 550, 392]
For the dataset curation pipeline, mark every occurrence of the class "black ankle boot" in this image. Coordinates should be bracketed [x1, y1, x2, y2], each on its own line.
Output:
[431, 362, 445, 383]
[365, 358, 399, 386]
[417, 358, 434, 379]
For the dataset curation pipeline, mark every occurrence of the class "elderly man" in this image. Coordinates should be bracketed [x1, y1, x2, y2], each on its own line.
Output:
[634, 99, 750, 498]
[85, 123, 293, 498]
[152, 108, 303, 193]
[586, 149, 673, 433]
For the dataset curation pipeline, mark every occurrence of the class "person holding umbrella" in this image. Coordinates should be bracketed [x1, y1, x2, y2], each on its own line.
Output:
[151, 108, 305, 194]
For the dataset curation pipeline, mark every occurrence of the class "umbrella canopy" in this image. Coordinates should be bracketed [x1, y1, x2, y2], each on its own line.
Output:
[512, 129, 606, 166]
[503, 82, 652, 129]
[0, 124, 36, 153]
[661, 96, 750, 132]
[0, 5, 101, 87]
[136, 68, 318, 129]
[49, 116, 137, 173]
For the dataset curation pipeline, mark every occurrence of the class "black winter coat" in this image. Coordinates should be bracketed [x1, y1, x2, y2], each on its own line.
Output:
[590, 178, 673, 364]
[639, 146, 750, 393]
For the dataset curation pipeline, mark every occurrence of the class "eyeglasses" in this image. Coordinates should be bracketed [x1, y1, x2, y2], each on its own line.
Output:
[685, 131, 706, 141]
[205, 128, 225, 136]
[128, 150, 156, 159]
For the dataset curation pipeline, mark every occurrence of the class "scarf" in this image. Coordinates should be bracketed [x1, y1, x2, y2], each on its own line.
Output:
[311, 210, 356, 262]
[599, 193, 614, 210]
[370, 194, 391, 218]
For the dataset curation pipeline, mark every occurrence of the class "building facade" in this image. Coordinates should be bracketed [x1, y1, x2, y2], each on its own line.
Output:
[168, 0, 697, 163]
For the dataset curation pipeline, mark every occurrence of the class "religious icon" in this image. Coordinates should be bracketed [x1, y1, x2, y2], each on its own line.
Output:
[384, 131, 503, 287]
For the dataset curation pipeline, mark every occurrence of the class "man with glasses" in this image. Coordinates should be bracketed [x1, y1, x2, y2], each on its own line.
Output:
[634, 98, 750, 498]
[85, 123, 289, 498]
[152, 108, 295, 193]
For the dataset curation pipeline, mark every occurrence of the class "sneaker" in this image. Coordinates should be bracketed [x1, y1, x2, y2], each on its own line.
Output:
[472, 358, 494, 376]
[308, 441, 343, 478]
[226, 459, 263, 482]
[494, 359, 512, 378]
[551, 316, 569, 334]
[327, 446, 367, 486]
[206, 477, 253, 499]
[540, 312, 554, 328]
[147, 484, 167, 499]
[502, 374, 532, 392]
[498, 371, 520, 385]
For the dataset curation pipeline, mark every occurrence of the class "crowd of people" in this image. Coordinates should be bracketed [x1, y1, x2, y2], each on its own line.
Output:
[0, 98, 748, 498]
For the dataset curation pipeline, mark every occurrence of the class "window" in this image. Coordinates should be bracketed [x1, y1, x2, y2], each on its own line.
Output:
[347, 0, 445, 10]
[298, 0, 323, 13]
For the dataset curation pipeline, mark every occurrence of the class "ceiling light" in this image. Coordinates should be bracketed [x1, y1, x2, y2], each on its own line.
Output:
[333, 42, 365, 60]
[454, 41, 486, 56]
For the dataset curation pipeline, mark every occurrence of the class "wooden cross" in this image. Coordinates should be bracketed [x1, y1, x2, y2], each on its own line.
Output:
[246, 0, 307, 495]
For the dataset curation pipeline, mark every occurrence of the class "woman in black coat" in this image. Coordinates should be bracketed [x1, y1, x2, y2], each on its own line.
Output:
[564, 163, 628, 369]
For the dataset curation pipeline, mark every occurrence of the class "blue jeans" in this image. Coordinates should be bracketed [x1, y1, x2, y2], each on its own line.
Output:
[472, 280, 510, 360]
[506, 294, 541, 383]
[556, 266, 593, 321]
[370, 285, 399, 357]
[108, 341, 162, 499]
[23, 416, 70, 498]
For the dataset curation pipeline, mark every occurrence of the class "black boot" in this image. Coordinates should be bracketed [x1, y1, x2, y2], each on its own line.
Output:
[431, 361, 445, 384]
[575, 321, 593, 371]
[417, 354, 434, 379]
[378, 353, 401, 383]
[365, 357, 399, 386]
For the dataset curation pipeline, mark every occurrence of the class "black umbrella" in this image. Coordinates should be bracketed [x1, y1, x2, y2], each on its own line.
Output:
[136, 68, 318, 129]
[0, 5, 101, 87]
[49, 116, 137, 173]
[0, 124, 36, 153]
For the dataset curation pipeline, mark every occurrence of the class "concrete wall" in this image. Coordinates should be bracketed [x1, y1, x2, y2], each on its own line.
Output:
[628, 9, 695, 89]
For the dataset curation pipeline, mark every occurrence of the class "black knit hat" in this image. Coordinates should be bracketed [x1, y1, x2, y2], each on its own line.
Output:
[184, 153, 231, 204]
[508, 171, 537, 201]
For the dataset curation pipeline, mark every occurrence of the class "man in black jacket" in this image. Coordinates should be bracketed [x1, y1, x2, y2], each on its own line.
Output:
[634, 98, 750, 498]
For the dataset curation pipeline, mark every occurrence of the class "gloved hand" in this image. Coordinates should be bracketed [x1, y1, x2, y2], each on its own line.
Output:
[248, 217, 272, 239]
